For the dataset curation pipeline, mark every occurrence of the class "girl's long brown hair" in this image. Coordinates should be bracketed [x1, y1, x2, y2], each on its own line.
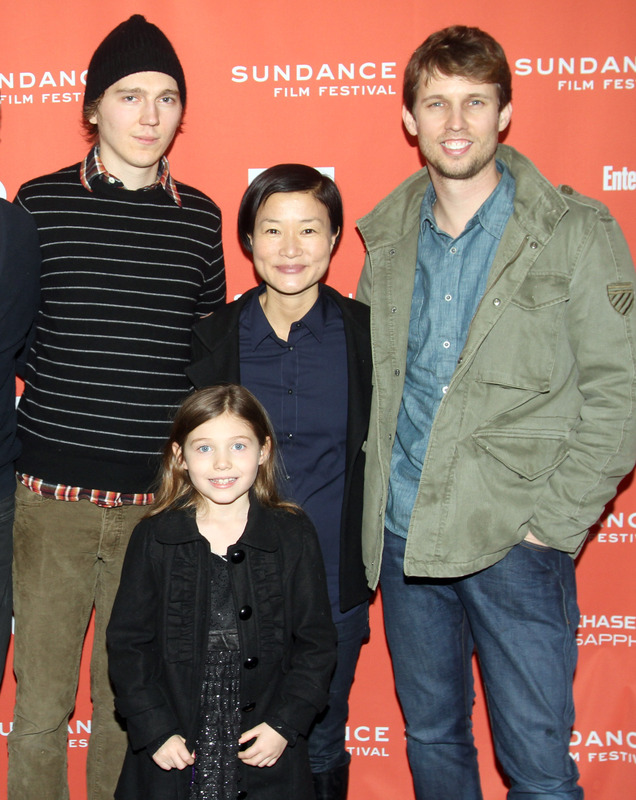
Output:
[150, 384, 297, 516]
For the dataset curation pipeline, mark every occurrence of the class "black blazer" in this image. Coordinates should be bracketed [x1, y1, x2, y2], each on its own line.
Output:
[187, 284, 372, 612]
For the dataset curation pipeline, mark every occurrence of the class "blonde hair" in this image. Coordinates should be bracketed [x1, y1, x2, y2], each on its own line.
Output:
[150, 384, 297, 516]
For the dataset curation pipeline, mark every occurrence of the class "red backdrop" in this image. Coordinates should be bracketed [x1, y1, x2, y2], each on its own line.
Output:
[1, 1, 635, 796]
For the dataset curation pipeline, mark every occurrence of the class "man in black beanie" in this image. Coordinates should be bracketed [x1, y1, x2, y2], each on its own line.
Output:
[8, 16, 225, 800]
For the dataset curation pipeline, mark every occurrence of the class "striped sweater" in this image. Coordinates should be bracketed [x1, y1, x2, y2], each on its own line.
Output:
[15, 162, 225, 493]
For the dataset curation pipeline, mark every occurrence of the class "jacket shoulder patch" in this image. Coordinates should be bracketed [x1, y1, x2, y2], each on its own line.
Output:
[607, 282, 634, 315]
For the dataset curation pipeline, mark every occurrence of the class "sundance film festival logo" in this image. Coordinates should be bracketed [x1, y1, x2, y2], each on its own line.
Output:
[345, 725, 391, 758]
[515, 55, 635, 92]
[0, 718, 91, 746]
[595, 511, 636, 542]
[231, 61, 397, 98]
[0, 68, 87, 105]
[570, 730, 636, 766]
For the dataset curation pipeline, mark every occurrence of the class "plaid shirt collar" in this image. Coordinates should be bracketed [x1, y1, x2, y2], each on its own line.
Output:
[80, 146, 181, 206]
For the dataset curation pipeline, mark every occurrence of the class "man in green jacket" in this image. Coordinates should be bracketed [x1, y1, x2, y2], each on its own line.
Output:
[357, 25, 636, 800]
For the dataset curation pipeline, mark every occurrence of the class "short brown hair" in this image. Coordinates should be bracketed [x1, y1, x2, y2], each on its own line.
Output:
[403, 25, 512, 113]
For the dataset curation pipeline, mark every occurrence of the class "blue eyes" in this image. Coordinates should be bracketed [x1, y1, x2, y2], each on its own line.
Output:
[197, 443, 246, 453]
[427, 99, 485, 109]
[122, 95, 176, 103]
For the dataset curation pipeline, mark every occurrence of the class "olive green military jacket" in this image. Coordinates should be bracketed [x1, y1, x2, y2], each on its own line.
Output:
[357, 144, 636, 586]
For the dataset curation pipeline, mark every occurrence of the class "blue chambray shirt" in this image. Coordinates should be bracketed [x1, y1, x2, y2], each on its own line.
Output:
[386, 161, 516, 538]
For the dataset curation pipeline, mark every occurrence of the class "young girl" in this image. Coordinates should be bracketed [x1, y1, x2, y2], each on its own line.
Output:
[107, 384, 337, 800]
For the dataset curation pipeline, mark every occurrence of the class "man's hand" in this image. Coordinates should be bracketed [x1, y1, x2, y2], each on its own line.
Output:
[524, 530, 549, 547]
[152, 735, 195, 771]
[238, 722, 287, 768]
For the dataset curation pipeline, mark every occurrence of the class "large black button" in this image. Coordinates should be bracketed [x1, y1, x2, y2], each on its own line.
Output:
[242, 701, 256, 712]
[239, 605, 252, 620]
[230, 549, 245, 564]
[243, 656, 259, 669]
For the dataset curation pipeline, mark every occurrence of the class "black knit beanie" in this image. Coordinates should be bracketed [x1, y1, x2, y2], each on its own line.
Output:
[83, 15, 186, 111]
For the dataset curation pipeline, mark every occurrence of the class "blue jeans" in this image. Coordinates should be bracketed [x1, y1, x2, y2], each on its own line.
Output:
[0, 490, 15, 687]
[381, 530, 582, 800]
[308, 601, 369, 773]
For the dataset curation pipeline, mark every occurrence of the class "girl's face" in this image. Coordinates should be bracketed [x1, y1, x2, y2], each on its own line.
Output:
[248, 191, 338, 304]
[174, 412, 270, 512]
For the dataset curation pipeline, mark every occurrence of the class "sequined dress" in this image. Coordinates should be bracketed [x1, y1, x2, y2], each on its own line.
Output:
[189, 552, 241, 799]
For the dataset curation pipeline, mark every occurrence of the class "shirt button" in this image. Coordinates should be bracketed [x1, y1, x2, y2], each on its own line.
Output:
[445, 294, 452, 302]
[391, 306, 397, 314]
[442, 386, 449, 394]
[294, 322, 302, 327]
[287, 389, 293, 395]
[288, 346, 294, 351]
[287, 433, 293, 439]
[450, 246, 458, 254]
[244, 657, 259, 669]
[394, 369, 400, 376]
[530, 241, 538, 250]
[493, 298, 501, 307]
[443, 341, 451, 349]
[239, 605, 252, 620]
[230, 549, 245, 564]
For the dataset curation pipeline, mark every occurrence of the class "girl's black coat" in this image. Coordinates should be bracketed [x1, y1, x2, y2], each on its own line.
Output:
[186, 285, 372, 613]
[107, 501, 337, 800]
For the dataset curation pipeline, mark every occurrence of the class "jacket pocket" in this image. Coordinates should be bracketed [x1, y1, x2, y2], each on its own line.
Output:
[472, 428, 568, 480]
[475, 273, 570, 392]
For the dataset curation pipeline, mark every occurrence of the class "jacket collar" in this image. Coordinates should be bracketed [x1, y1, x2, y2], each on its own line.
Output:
[189, 283, 366, 357]
[153, 497, 280, 552]
[357, 145, 568, 250]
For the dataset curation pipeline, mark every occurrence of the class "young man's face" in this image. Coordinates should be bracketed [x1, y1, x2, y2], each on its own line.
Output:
[90, 71, 183, 190]
[402, 73, 512, 185]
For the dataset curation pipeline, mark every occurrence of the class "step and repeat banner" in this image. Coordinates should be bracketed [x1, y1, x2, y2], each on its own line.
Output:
[1, 0, 635, 797]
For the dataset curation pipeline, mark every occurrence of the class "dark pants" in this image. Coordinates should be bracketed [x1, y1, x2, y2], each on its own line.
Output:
[308, 601, 369, 773]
